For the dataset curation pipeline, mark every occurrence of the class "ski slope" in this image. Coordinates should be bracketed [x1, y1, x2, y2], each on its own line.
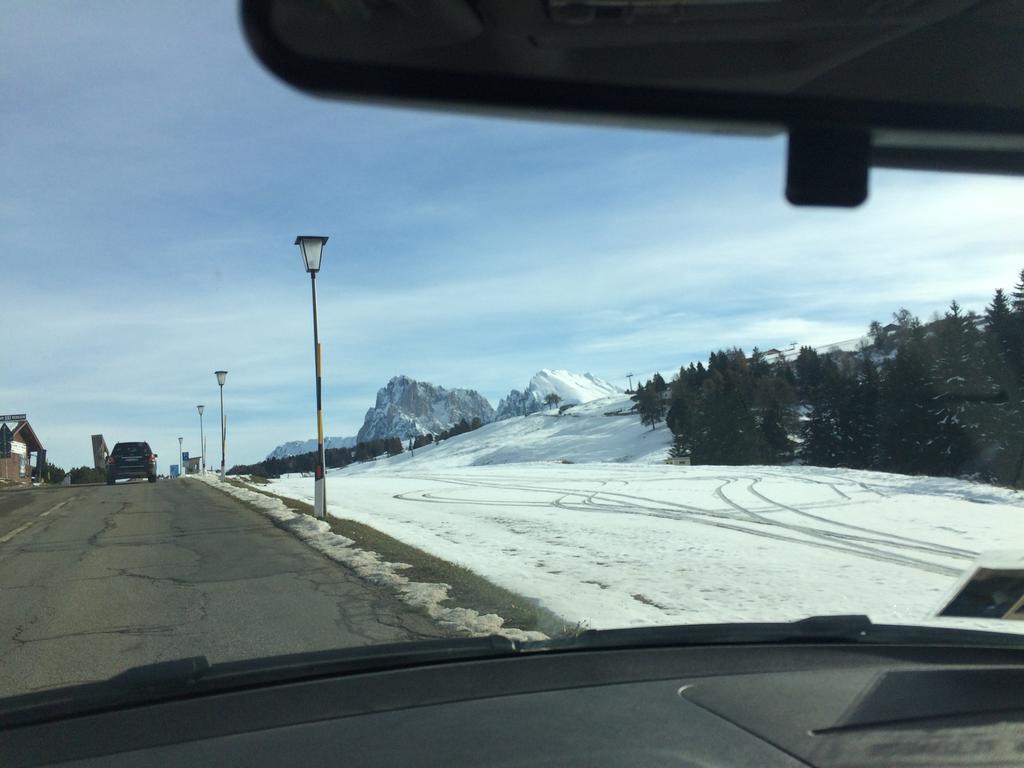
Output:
[523, 369, 621, 406]
[267, 395, 1024, 632]
[389, 394, 671, 468]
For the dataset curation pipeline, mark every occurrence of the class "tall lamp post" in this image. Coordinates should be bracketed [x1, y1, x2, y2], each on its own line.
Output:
[178, 436, 183, 477]
[215, 370, 228, 479]
[296, 235, 329, 520]
[196, 405, 206, 474]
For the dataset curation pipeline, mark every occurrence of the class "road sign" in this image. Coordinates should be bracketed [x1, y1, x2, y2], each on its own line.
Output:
[170, 464, 180, 478]
[0, 424, 11, 459]
[0, 414, 26, 423]
[182, 452, 189, 461]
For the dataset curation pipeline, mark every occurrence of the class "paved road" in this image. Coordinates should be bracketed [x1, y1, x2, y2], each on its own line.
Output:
[0, 479, 445, 697]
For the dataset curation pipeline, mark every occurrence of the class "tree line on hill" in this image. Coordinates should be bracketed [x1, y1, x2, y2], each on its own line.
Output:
[633, 269, 1024, 487]
[228, 417, 484, 478]
[35, 463, 105, 485]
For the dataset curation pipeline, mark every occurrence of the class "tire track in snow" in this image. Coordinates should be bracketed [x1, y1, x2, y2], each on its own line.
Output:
[392, 473, 962, 576]
[745, 479, 976, 559]
[710, 478, 968, 573]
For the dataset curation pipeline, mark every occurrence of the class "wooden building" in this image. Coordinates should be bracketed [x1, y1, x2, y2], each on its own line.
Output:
[1, 419, 45, 485]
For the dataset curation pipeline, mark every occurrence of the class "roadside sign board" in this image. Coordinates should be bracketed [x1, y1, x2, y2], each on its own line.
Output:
[170, 464, 180, 478]
[0, 414, 26, 423]
[0, 424, 11, 459]
[182, 452, 189, 461]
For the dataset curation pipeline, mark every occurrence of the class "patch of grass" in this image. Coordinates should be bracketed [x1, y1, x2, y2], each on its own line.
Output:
[228, 479, 568, 637]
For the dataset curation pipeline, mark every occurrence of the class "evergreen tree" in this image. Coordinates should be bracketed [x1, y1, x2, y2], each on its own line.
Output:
[690, 371, 765, 464]
[878, 323, 944, 474]
[1012, 269, 1024, 316]
[43, 462, 66, 484]
[800, 356, 844, 467]
[637, 382, 664, 430]
[759, 402, 792, 463]
[666, 381, 694, 456]
[794, 346, 824, 402]
[923, 301, 978, 475]
[846, 353, 880, 469]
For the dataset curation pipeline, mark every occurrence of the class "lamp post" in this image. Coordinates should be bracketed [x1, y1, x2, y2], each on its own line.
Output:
[215, 370, 227, 479]
[296, 235, 329, 520]
[178, 436, 183, 477]
[197, 405, 206, 474]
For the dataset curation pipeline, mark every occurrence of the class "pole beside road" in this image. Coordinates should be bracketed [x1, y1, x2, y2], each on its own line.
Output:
[197, 405, 206, 474]
[296, 235, 329, 520]
[215, 371, 228, 479]
[312, 273, 326, 519]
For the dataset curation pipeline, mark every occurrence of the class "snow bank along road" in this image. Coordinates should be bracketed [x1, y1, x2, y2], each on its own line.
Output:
[0, 479, 445, 697]
[269, 463, 1024, 631]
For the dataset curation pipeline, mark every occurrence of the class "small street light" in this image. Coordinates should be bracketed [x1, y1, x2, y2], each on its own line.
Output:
[296, 235, 329, 520]
[215, 370, 228, 479]
[178, 436, 183, 477]
[196, 405, 206, 474]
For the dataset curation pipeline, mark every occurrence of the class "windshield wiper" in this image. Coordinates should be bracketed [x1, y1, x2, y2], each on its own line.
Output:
[524, 614, 1024, 652]
[0, 636, 517, 728]
[5, 617, 1022, 727]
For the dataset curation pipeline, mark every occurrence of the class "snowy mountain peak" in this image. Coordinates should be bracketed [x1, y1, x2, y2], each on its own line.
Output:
[266, 435, 356, 460]
[356, 375, 495, 444]
[496, 369, 622, 420]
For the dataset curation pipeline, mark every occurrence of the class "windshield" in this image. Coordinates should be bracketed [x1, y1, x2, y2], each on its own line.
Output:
[112, 443, 149, 456]
[2, 1, 1024, 702]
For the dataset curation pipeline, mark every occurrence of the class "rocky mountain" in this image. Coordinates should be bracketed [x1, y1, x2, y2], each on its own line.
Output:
[266, 435, 356, 460]
[496, 369, 622, 420]
[355, 375, 495, 443]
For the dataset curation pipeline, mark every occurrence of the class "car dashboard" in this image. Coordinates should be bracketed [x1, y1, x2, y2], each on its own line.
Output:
[4, 641, 1023, 767]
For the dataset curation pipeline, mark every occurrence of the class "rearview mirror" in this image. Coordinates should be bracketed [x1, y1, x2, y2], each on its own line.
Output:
[241, 0, 1024, 206]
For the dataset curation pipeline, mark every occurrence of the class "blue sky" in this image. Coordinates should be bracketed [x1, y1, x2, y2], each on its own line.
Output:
[4, 1, 1023, 469]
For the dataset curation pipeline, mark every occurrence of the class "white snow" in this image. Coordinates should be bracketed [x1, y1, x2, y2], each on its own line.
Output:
[269, 462, 1024, 632]
[388, 394, 671, 468]
[263, 398, 1024, 634]
[527, 369, 622, 405]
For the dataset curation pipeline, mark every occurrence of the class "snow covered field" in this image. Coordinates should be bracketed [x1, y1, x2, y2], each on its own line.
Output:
[266, 395, 1024, 631]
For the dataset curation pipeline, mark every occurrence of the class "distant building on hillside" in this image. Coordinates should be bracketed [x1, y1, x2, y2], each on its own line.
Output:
[1, 417, 45, 486]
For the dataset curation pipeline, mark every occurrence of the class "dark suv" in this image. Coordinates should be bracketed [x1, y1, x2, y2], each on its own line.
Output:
[106, 442, 157, 484]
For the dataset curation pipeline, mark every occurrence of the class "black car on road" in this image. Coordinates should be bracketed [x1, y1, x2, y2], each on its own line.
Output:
[106, 442, 157, 484]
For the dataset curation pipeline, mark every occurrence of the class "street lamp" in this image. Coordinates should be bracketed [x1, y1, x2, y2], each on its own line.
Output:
[296, 235, 328, 519]
[178, 436, 183, 477]
[215, 370, 227, 479]
[196, 405, 206, 474]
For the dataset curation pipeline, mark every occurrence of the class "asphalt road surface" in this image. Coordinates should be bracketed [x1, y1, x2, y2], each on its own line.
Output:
[0, 479, 446, 697]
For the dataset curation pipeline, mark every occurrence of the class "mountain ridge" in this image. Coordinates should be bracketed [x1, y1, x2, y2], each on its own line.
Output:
[266, 435, 356, 460]
[496, 369, 621, 420]
[355, 374, 495, 443]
